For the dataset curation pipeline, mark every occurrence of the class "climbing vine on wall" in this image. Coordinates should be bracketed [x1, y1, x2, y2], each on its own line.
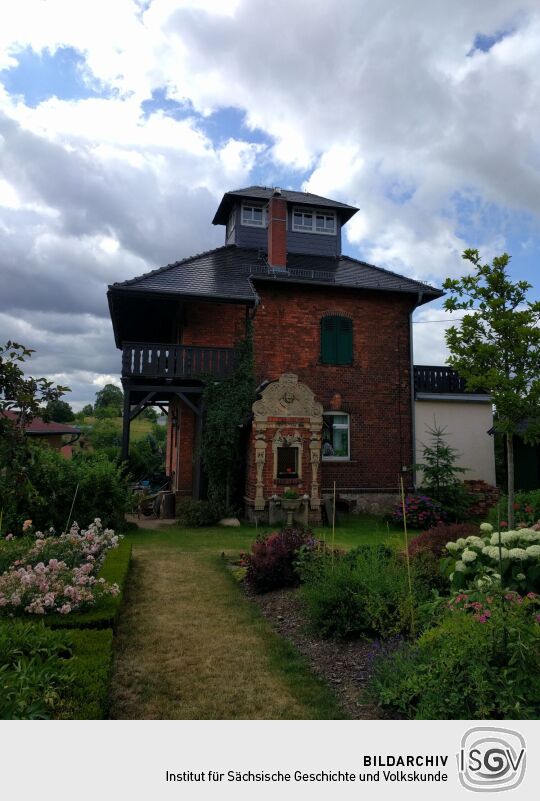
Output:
[201, 326, 255, 509]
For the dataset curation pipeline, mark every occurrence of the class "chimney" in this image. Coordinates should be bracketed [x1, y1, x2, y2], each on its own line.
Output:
[268, 188, 287, 270]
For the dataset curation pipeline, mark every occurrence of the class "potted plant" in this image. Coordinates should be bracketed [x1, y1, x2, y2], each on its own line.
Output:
[281, 489, 301, 525]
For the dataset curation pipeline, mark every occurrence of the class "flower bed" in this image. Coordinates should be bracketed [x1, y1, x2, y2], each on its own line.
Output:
[0, 519, 122, 617]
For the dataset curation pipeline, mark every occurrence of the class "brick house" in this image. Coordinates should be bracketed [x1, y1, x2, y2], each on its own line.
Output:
[108, 187, 444, 520]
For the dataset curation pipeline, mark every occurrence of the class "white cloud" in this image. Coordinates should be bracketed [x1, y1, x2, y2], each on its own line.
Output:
[1, 0, 540, 401]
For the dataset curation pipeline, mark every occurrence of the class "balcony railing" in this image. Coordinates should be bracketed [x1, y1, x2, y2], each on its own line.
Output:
[414, 365, 470, 394]
[122, 342, 236, 380]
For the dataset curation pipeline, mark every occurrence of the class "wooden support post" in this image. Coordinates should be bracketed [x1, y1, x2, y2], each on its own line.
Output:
[121, 388, 131, 462]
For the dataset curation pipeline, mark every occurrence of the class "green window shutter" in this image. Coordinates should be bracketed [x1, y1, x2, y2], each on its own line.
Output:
[321, 316, 337, 364]
[337, 317, 353, 364]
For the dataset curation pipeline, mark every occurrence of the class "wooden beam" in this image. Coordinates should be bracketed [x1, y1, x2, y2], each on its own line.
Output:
[177, 392, 202, 417]
[129, 392, 156, 421]
[121, 388, 131, 462]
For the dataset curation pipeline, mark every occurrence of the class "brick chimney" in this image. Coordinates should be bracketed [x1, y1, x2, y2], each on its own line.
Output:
[268, 188, 287, 270]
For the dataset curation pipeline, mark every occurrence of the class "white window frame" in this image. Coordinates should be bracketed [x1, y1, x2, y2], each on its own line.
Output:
[322, 412, 350, 461]
[241, 202, 266, 227]
[292, 206, 336, 236]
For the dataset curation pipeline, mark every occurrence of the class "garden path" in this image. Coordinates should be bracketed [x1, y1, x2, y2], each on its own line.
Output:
[108, 527, 344, 719]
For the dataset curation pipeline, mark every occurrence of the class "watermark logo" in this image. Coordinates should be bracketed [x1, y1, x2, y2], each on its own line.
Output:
[458, 727, 526, 792]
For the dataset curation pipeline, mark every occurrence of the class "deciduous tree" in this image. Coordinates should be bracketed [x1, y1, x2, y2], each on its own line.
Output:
[443, 250, 540, 528]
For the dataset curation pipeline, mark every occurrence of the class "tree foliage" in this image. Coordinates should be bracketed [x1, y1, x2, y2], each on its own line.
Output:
[45, 399, 75, 423]
[443, 250, 540, 527]
[415, 421, 470, 521]
[0, 342, 69, 526]
[94, 384, 123, 417]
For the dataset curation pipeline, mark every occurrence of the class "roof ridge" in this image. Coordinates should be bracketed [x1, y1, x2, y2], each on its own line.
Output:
[108, 244, 236, 289]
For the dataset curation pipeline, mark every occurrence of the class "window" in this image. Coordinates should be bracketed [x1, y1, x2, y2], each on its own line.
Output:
[322, 413, 350, 460]
[241, 203, 265, 227]
[320, 315, 353, 365]
[277, 446, 298, 478]
[292, 207, 336, 235]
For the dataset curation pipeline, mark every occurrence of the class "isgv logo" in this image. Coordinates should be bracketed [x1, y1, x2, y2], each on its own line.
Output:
[458, 727, 526, 792]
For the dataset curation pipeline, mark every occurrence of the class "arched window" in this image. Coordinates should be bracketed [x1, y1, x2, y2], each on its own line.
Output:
[322, 412, 350, 460]
[320, 315, 353, 365]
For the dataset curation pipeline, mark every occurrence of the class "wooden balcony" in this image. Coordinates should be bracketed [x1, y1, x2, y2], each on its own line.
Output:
[414, 365, 470, 394]
[122, 342, 236, 381]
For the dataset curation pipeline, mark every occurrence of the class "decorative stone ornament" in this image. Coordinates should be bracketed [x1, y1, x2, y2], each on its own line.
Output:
[250, 374, 323, 517]
[252, 373, 323, 420]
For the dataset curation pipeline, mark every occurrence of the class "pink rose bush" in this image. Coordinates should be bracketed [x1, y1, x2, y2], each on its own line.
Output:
[447, 590, 540, 624]
[0, 519, 121, 616]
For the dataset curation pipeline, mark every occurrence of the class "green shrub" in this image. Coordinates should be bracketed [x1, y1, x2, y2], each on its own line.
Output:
[300, 546, 426, 639]
[367, 606, 540, 719]
[487, 490, 540, 528]
[44, 539, 131, 629]
[0, 621, 74, 719]
[0, 444, 131, 532]
[176, 498, 224, 527]
[59, 628, 113, 719]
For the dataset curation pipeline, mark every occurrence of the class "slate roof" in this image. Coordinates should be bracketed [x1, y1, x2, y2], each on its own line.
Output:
[108, 245, 442, 305]
[212, 186, 359, 225]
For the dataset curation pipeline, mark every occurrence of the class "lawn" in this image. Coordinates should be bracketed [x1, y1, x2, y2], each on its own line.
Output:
[108, 516, 404, 720]
[80, 415, 157, 441]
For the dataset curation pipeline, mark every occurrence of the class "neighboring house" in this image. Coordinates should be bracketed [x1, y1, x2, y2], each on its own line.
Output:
[413, 366, 496, 486]
[108, 186, 447, 521]
[2, 410, 81, 458]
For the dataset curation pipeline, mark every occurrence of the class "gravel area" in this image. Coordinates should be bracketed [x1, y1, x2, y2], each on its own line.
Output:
[249, 586, 387, 720]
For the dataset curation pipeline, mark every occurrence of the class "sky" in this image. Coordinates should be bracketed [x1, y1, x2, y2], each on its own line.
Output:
[0, 0, 539, 408]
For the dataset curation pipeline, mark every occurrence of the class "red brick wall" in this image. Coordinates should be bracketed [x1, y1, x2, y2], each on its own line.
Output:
[251, 283, 415, 492]
[166, 396, 196, 495]
[180, 301, 246, 347]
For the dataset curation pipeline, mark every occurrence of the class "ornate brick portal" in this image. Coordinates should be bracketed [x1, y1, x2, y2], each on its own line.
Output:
[246, 373, 323, 522]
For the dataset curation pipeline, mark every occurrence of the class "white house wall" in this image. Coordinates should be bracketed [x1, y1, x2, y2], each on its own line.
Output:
[414, 399, 496, 486]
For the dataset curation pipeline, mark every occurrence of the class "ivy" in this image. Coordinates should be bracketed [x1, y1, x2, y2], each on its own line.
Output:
[201, 326, 255, 509]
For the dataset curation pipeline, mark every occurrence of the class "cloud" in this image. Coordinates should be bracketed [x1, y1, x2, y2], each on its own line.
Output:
[1, 0, 540, 402]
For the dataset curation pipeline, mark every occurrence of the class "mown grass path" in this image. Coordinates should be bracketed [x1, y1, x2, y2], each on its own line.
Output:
[108, 527, 346, 719]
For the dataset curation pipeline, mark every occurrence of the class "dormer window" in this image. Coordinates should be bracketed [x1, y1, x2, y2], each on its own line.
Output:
[292, 207, 336, 235]
[241, 203, 266, 227]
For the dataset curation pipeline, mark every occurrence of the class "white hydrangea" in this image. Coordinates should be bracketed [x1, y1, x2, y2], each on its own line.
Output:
[454, 560, 466, 572]
[516, 573, 526, 581]
[477, 576, 493, 590]
[491, 532, 513, 546]
[525, 545, 540, 557]
[482, 545, 510, 560]
[508, 548, 528, 560]
[462, 549, 477, 563]
[466, 536, 486, 549]
[520, 531, 540, 543]
[455, 538, 467, 549]
[445, 541, 459, 553]
[480, 523, 493, 533]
